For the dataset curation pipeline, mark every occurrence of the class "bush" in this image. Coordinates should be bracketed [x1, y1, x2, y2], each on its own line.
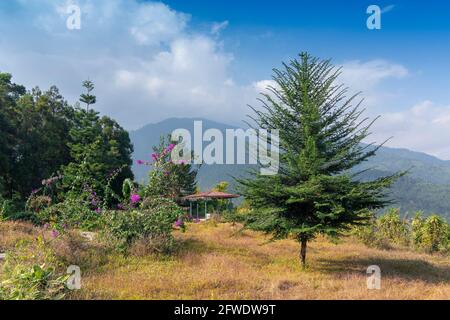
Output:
[37, 199, 102, 231]
[354, 210, 449, 254]
[352, 209, 409, 249]
[412, 213, 448, 253]
[0, 237, 68, 300]
[26, 195, 52, 213]
[103, 198, 182, 253]
[377, 209, 410, 246]
[0, 195, 39, 224]
[222, 209, 249, 224]
[352, 216, 393, 250]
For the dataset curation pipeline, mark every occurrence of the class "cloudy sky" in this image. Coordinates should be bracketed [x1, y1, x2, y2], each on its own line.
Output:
[1, 0, 450, 159]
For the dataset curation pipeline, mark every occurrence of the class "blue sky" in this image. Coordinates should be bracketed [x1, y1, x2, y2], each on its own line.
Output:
[1, 0, 450, 158]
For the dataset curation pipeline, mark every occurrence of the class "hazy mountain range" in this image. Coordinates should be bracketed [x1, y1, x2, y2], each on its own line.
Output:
[130, 118, 450, 220]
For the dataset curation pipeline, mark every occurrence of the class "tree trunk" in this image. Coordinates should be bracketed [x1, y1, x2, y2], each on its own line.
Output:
[300, 239, 307, 267]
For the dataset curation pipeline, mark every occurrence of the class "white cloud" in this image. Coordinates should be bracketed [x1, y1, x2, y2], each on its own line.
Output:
[211, 20, 229, 35]
[130, 2, 189, 46]
[0, 0, 264, 129]
[3, 1, 449, 159]
[253, 80, 278, 93]
[372, 100, 450, 159]
[340, 59, 408, 91]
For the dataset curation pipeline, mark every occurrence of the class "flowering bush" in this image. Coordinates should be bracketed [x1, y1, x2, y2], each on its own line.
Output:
[130, 194, 141, 205]
[103, 197, 183, 253]
[137, 137, 197, 200]
[37, 198, 102, 232]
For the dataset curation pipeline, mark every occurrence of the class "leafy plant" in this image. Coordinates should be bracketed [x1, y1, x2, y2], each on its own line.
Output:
[412, 214, 448, 253]
[37, 198, 101, 231]
[0, 237, 68, 300]
[377, 208, 410, 246]
[103, 198, 182, 253]
[354, 210, 449, 254]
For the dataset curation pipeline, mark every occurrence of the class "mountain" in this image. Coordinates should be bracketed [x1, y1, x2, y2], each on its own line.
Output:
[130, 118, 450, 220]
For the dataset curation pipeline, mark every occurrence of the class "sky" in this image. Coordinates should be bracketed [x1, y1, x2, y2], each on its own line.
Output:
[1, 0, 450, 159]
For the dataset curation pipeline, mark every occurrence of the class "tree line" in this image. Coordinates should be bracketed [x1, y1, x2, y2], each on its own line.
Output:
[0, 73, 133, 206]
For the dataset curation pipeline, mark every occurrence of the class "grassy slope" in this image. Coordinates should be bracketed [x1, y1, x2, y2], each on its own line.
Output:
[70, 223, 450, 300]
[1, 221, 449, 299]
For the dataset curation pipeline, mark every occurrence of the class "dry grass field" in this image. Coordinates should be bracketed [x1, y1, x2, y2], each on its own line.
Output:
[1, 221, 450, 300]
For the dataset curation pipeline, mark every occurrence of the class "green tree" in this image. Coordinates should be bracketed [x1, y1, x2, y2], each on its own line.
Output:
[210, 181, 233, 212]
[238, 53, 401, 266]
[0, 73, 73, 199]
[79, 80, 96, 111]
[0, 72, 25, 198]
[63, 81, 133, 202]
[14, 86, 74, 198]
[143, 136, 198, 200]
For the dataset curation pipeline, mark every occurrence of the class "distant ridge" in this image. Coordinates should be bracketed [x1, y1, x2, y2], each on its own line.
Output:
[130, 118, 450, 220]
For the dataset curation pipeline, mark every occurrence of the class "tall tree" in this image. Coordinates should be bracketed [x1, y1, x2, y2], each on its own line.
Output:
[0, 73, 25, 198]
[79, 80, 96, 111]
[238, 53, 401, 266]
[0, 73, 73, 199]
[14, 86, 74, 197]
[63, 81, 133, 200]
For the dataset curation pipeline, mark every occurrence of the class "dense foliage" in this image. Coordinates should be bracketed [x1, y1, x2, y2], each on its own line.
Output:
[141, 136, 198, 200]
[354, 209, 449, 254]
[0, 73, 134, 209]
[238, 53, 400, 266]
[103, 197, 183, 253]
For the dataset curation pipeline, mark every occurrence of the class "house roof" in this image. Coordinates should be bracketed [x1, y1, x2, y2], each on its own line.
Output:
[183, 191, 240, 200]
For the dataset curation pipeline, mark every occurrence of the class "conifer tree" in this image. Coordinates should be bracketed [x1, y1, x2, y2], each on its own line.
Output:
[238, 53, 402, 266]
[79, 80, 96, 111]
[63, 80, 133, 201]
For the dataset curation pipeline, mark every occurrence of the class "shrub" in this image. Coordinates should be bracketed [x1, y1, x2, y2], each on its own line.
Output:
[26, 195, 52, 213]
[351, 215, 393, 250]
[354, 210, 450, 254]
[37, 199, 102, 231]
[222, 209, 249, 224]
[0, 196, 39, 224]
[377, 208, 410, 246]
[412, 213, 448, 253]
[0, 237, 68, 300]
[103, 198, 182, 253]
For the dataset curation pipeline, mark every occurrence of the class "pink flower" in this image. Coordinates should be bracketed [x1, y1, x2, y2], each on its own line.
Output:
[175, 159, 187, 165]
[151, 153, 159, 161]
[130, 194, 141, 204]
[166, 144, 176, 153]
[51, 229, 59, 238]
[175, 218, 184, 227]
[136, 160, 145, 165]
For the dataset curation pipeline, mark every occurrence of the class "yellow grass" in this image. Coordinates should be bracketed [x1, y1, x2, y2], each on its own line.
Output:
[73, 222, 450, 300]
[1, 221, 450, 299]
